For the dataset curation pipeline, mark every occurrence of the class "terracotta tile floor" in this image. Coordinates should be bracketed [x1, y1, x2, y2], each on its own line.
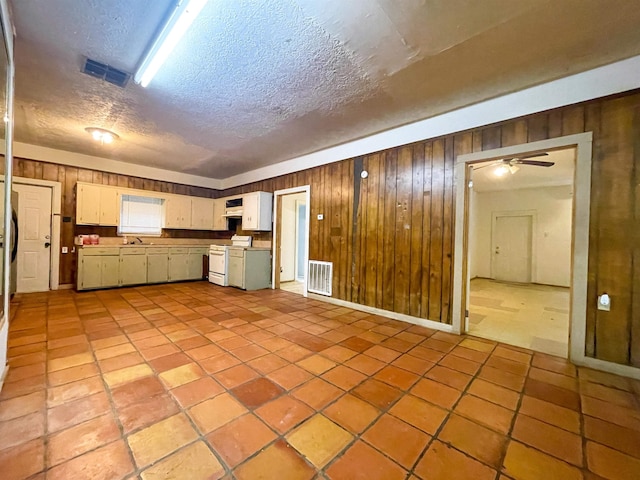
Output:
[1, 282, 640, 480]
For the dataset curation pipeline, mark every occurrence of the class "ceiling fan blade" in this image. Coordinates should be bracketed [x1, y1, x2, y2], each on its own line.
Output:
[518, 152, 549, 160]
[471, 161, 501, 171]
[517, 160, 555, 167]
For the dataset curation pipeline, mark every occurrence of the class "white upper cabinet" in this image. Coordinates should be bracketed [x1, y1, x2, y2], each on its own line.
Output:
[99, 187, 119, 226]
[213, 198, 227, 231]
[164, 195, 191, 229]
[190, 197, 214, 230]
[242, 191, 273, 231]
[76, 183, 119, 226]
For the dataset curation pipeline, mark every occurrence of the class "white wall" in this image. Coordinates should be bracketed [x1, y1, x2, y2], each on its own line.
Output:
[470, 185, 573, 287]
[280, 193, 306, 282]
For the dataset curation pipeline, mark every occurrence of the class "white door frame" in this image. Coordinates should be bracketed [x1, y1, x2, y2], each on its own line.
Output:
[2, 176, 61, 290]
[272, 185, 311, 296]
[491, 210, 536, 283]
[453, 133, 593, 365]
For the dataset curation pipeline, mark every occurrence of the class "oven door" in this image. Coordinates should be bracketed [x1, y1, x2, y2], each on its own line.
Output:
[209, 249, 228, 286]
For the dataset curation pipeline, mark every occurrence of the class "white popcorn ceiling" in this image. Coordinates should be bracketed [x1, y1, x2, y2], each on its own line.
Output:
[10, 0, 640, 179]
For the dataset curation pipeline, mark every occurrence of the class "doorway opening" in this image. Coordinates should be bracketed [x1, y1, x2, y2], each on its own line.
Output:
[453, 133, 591, 361]
[465, 147, 575, 357]
[272, 186, 310, 296]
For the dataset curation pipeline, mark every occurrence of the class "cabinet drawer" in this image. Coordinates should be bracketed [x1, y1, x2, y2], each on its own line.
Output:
[188, 247, 208, 255]
[169, 247, 189, 254]
[229, 249, 245, 258]
[120, 248, 146, 255]
[146, 247, 169, 254]
[81, 248, 120, 256]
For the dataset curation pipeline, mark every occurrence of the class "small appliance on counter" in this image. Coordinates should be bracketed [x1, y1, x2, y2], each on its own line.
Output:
[75, 234, 100, 245]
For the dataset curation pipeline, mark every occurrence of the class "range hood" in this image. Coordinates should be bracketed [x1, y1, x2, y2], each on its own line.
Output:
[222, 208, 243, 218]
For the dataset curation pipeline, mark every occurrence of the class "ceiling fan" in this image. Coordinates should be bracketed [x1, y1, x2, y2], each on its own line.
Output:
[473, 153, 554, 176]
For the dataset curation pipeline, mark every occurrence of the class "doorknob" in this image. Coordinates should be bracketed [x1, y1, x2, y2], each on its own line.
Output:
[45, 242, 51, 248]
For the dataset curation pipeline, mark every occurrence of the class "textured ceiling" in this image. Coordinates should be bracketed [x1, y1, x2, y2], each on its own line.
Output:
[10, 0, 640, 179]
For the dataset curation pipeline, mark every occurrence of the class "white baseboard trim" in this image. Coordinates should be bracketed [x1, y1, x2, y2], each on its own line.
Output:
[573, 355, 640, 381]
[307, 294, 453, 333]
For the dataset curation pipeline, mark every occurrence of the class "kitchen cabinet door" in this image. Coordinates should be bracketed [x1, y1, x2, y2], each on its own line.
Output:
[228, 254, 244, 288]
[191, 197, 214, 230]
[147, 254, 169, 283]
[242, 192, 273, 231]
[76, 183, 101, 225]
[79, 255, 102, 289]
[101, 256, 120, 287]
[169, 251, 190, 281]
[188, 249, 207, 279]
[99, 188, 119, 226]
[213, 198, 227, 231]
[165, 196, 191, 229]
[120, 253, 147, 286]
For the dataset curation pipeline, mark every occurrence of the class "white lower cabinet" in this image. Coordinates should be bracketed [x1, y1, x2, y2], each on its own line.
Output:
[147, 248, 169, 284]
[188, 247, 208, 280]
[78, 248, 120, 290]
[77, 245, 210, 290]
[169, 248, 190, 282]
[120, 249, 147, 286]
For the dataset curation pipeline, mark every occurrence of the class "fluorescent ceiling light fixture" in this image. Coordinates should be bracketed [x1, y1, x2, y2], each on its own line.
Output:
[134, 0, 208, 88]
[85, 127, 119, 145]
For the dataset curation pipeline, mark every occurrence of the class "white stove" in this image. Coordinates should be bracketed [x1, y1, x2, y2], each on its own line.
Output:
[208, 235, 252, 286]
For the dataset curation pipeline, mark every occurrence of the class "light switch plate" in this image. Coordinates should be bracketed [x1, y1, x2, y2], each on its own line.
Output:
[61, 246, 68, 254]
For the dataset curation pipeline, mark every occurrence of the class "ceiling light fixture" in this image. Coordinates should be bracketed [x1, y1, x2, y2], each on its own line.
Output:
[85, 127, 119, 145]
[134, 0, 209, 88]
[494, 165, 509, 177]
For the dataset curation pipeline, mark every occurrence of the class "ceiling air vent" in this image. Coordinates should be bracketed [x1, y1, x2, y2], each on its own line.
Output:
[82, 58, 130, 88]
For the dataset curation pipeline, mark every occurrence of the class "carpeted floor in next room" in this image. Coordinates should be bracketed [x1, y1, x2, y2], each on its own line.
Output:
[0, 281, 639, 479]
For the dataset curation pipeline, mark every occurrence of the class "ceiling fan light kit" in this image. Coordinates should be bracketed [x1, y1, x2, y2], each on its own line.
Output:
[474, 152, 555, 177]
[134, 0, 208, 88]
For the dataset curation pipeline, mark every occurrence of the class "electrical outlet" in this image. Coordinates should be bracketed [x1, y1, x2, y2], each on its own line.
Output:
[597, 294, 611, 311]
[317, 214, 324, 220]
[61, 246, 68, 254]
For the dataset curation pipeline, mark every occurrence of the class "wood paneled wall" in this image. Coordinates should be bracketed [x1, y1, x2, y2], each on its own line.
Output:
[1, 160, 224, 285]
[222, 91, 640, 368]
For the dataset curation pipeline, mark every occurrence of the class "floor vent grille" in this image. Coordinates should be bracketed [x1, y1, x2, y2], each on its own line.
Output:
[308, 261, 332, 296]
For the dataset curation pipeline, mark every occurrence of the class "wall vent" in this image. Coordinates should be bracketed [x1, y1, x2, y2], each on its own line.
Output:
[308, 261, 332, 296]
[82, 58, 130, 88]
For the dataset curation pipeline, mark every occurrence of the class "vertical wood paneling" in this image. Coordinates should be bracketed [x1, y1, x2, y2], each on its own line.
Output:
[375, 152, 387, 310]
[593, 98, 633, 364]
[409, 144, 425, 317]
[382, 149, 397, 312]
[440, 138, 455, 323]
[583, 103, 602, 358]
[428, 140, 445, 320]
[421, 143, 434, 318]
[363, 154, 379, 307]
[394, 146, 412, 315]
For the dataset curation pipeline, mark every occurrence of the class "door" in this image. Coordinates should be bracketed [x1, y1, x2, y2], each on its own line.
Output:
[169, 253, 190, 281]
[101, 256, 120, 287]
[13, 183, 52, 293]
[77, 183, 100, 224]
[147, 254, 169, 283]
[295, 200, 307, 281]
[81, 255, 102, 289]
[120, 254, 147, 285]
[228, 251, 244, 288]
[493, 215, 532, 283]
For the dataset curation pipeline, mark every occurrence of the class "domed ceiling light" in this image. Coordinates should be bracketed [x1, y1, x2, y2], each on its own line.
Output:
[85, 127, 119, 145]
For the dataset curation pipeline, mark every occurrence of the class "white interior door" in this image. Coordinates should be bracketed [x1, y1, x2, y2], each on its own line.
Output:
[14, 184, 52, 292]
[493, 215, 532, 283]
